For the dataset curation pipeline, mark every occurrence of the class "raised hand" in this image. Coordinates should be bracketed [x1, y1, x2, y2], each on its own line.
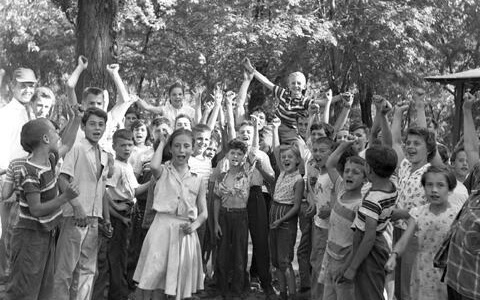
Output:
[308, 102, 320, 116]
[395, 101, 410, 114]
[271, 117, 281, 129]
[341, 92, 354, 108]
[78, 55, 88, 70]
[463, 92, 476, 109]
[413, 88, 425, 101]
[243, 57, 255, 73]
[243, 69, 254, 81]
[326, 89, 333, 102]
[106, 63, 120, 74]
[225, 91, 236, 106]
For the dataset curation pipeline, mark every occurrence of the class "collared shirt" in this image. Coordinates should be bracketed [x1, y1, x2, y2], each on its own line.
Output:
[250, 148, 274, 187]
[214, 162, 256, 209]
[353, 184, 397, 232]
[396, 158, 430, 230]
[106, 160, 139, 205]
[162, 101, 195, 126]
[17, 153, 62, 231]
[152, 161, 203, 221]
[445, 189, 480, 299]
[305, 159, 334, 228]
[0, 98, 35, 170]
[273, 85, 311, 129]
[60, 138, 109, 218]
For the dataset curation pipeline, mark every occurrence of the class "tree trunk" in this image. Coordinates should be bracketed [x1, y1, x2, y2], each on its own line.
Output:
[359, 82, 373, 127]
[75, 0, 118, 107]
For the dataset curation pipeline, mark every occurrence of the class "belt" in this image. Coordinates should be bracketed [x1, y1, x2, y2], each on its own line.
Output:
[220, 206, 247, 212]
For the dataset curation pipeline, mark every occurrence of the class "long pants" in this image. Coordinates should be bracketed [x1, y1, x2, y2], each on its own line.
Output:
[354, 232, 390, 300]
[0, 200, 18, 281]
[297, 202, 312, 290]
[6, 227, 56, 300]
[322, 252, 355, 300]
[126, 203, 148, 289]
[53, 217, 99, 300]
[310, 225, 328, 300]
[216, 208, 249, 296]
[247, 186, 272, 290]
[92, 214, 131, 300]
[394, 226, 418, 300]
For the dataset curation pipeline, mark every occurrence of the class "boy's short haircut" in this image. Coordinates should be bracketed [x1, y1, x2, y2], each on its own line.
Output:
[421, 165, 457, 191]
[152, 116, 171, 127]
[437, 143, 450, 164]
[175, 113, 192, 123]
[125, 105, 140, 118]
[406, 127, 437, 162]
[349, 122, 369, 135]
[113, 128, 133, 144]
[312, 136, 335, 150]
[81, 107, 108, 126]
[365, 145, 397, 178]
[32, 87, 55, 103]
[288, 71, 306, 84]
[310, 122, 335, 139]
[192, 124, 212, 136]
[251, 106, 266, 115]
[168, 82, 184, 96]
[239, 120, 254, 128]
[227, 139, 248, 154]
[82, 87, 104, 101]
[450, 146, 465, 163]
[20, 118, 52, 153]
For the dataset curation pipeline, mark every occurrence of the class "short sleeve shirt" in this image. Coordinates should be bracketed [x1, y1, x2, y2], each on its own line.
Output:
[353, 184, 398, 232]
[106, 160, 139, 205]
[273, 85, 311, 129]
[396, 158, 430, 229]
[17, 153, 62, 231]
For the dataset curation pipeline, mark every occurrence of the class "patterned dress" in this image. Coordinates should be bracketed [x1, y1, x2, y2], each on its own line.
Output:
[409, 203, 460, 300]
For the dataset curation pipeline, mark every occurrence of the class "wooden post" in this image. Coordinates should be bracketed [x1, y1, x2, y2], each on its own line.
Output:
[453, 82, 464, 145]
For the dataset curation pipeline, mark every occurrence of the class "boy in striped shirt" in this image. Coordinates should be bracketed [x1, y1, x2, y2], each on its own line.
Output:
[340, 145, 398, 300]
[243, 58, 311, 145]
[5, 118, 80, 300]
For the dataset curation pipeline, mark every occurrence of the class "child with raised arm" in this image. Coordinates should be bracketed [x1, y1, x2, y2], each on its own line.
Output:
[243, 58, 310, 145]
[305, 136, 336, 299]
[340, 145, 398, 300]
[385, 165, 459, 300]
[53, 107, 111, 300]
[6, 118, 80, 300]
[67, 56, 137, 154]
[93, 129, 151, 300]
[322, 138, 367, 300]
[134, 128, 207, 300]
[214, 139, 257, 299]
[269, 144, 304, 300]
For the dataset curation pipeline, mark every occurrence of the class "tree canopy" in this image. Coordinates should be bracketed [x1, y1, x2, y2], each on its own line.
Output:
[1, 0, 479, 146]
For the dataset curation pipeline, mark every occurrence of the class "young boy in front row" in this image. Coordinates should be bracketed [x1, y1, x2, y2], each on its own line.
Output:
[6, 118, 80, 299]
[339, 145, 398, 300]
[213, 139, 257, 299]
[306, 137, 335, 300]
[322, 138, 366, 300]
[93, 129, 151, 300]
[54, 107, 111, 300]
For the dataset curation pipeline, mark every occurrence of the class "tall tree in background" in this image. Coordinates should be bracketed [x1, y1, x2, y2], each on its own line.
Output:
[75, 0, 120, 104]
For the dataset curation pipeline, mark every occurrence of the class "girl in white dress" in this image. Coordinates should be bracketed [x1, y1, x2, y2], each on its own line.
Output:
[134, 128, 207, 300]
[385, 165, 460, 300]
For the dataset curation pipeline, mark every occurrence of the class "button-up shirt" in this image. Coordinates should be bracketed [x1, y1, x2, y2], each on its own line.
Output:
[162, 101, 195, 126]
[0, 98, 35, 170]
[60, 138, 109, 218]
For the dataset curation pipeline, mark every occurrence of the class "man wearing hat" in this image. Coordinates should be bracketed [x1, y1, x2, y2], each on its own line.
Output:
[0, 67, 37, 281]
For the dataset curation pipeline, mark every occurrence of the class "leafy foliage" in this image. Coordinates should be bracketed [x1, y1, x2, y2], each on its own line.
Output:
[1, 0, 479, 145]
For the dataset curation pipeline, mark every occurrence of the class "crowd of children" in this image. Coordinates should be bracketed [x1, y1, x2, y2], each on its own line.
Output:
[0, 55, 480, 300]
